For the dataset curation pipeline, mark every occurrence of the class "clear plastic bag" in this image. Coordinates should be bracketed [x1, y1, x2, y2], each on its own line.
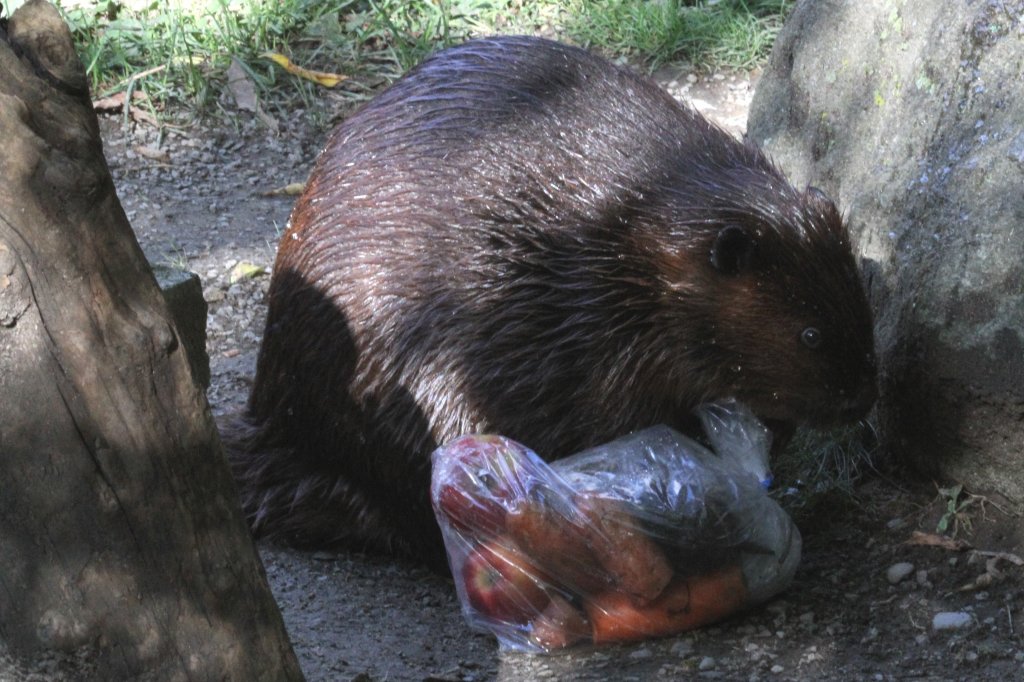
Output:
[429, 401, 801, 653]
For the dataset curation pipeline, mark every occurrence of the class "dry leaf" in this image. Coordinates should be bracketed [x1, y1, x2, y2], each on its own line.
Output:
[226, 57, 258, 113]
[133, 146, 170, 164]
[229, 262, 266, 283]
[261, 182, 306, 197]
[262, 51, 348, 88]
[93, 91, 143, 112]
[94, 91, 159, 126]
[129, 107, 159, 127]
[905, 531, 972, 551]
[93, 66, 164, 127]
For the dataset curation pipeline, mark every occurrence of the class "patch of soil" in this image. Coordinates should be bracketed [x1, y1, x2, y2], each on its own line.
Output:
[101, 65, 1024, 682]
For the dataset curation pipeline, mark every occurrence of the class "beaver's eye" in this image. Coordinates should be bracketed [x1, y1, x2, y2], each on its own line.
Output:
[801, 327, 822, 349]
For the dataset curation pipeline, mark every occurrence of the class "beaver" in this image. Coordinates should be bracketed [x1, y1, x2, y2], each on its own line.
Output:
[226, 35, 876, 568]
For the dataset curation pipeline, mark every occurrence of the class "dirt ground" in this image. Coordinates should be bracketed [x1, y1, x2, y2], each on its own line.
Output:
[102, 64, 1024, 682]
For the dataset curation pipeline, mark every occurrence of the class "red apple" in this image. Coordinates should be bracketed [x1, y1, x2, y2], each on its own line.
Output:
[461, 541, 552, 624]
[432, 434, 540, 539]
[436, 483, 508, 539]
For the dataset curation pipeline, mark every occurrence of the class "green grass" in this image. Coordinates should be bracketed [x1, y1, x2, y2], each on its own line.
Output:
[47, 0, 371, 116]
[566, 0, 792, 70]
[1, 0, 792, 120]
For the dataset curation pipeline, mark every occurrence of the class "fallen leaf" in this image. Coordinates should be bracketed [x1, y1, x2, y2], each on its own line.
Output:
[229, 262, 266, 283]
[261, 182, 306, 197]
[93, 65, 166, 111]
[133, 146, 171, 164]
[226, 57, 259, 112]
[94, 91, 160, 126]
[129, 107, 159, 127]
[93, 90, 150, 111]
[905, 531, 972, 551]
[93, 91, 129, 111]
[262, 51, 347, 88]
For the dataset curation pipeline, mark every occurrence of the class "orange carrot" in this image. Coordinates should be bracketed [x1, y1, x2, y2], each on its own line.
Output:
[575, 494, 674, 604]
[529, 594, 592, 651]
[585, 566, 748, 645]
[506, 498, 612, 594]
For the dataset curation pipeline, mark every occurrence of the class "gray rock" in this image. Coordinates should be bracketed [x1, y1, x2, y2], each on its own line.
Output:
[932, 611, 973, 631]
[886, 562, 915, 585]
[670, 638, 695, 656]
[748, 0, 1024, 508]
[152, 264, 210, 388]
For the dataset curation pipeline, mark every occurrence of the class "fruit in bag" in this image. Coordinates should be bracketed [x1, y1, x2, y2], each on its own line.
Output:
[433, 434, 541, 538]
[461, 541, 551, 624]
[585, 566, 748, 645]
[430, 402, 801, 652]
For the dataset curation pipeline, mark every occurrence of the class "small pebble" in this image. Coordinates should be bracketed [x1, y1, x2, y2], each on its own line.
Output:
[932, 611, 972, 630]
[886, 562, 915, 585]
[699, 656, 716, 671]
[770, 664, 784, 674]
[671, 639, 694, 656]
[629, 647, 652, 660]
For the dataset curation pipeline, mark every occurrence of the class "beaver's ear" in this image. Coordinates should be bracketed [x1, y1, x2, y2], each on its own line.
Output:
[710, 225, 756, 275]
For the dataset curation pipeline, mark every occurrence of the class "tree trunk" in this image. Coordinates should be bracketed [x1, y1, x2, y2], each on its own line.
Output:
[0, 2, 304, 680]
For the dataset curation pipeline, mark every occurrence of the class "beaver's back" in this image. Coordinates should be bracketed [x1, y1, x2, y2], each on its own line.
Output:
[228, 36, 876, 565]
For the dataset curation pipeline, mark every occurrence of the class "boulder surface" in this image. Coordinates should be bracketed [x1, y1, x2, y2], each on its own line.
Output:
[749, 0, 1024, 505]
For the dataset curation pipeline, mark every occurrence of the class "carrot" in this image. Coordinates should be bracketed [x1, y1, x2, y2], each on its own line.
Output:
[529, 594, 591, 651]
[505, 498, 612, 594]
[585, 566, 748, 645]
[575, 494, 674, 604]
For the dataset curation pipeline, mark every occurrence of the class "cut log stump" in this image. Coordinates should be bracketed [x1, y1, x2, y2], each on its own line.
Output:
[0, 2, 304, 679]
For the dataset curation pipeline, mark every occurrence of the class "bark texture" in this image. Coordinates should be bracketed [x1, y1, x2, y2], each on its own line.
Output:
[0, 2, 304, 679]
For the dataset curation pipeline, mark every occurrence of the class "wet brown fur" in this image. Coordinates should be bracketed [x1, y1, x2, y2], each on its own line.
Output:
[224, 36, 877, 568]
